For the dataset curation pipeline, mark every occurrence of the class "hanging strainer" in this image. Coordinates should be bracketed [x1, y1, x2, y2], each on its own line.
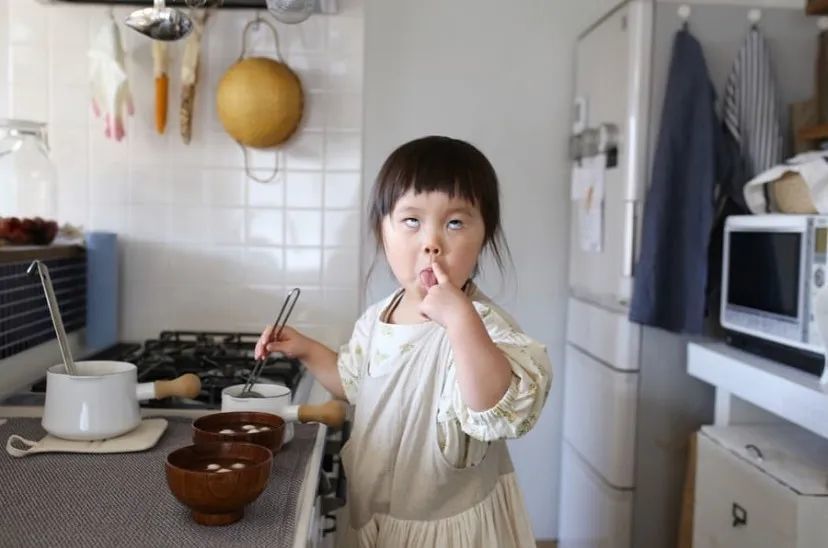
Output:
[266, 0, 315, 24]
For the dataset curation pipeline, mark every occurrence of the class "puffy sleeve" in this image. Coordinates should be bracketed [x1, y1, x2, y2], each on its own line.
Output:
[336, 304, 378, 403]
[449, 301, 552, 442]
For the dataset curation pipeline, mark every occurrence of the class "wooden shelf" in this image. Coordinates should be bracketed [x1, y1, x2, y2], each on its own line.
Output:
[806, 0, 828, 15]
[0, 244, 84, 264]
[797, 123, 828, 141]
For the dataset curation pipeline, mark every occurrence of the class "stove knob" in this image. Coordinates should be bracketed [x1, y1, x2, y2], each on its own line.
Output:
[317, 471, 334, 496]
[322, 453, 334, 473]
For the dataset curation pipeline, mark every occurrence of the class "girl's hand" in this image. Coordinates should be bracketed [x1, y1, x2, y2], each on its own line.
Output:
[254, 325, 312, 361]
[419, 261, 475, 328]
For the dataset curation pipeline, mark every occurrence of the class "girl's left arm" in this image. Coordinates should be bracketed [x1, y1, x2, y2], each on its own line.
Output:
[444, 304, 514, 411]
[420, 262, 518, 411]
[421, 262, 551, 432]
[447, 304, 552, 441]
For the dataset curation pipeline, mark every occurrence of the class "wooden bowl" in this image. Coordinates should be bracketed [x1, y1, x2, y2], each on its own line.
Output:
[192, 411, 285, 453]
[165, 442, 272, 525]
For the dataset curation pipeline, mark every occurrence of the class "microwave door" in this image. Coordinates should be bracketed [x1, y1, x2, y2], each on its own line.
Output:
[727, 231, 803, 321]
[723, 229, 809, 350]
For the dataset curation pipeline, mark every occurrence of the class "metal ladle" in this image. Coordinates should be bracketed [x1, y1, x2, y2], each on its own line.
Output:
[125, 0, 194, 42]
[27, 260, 78, 376]
[239, 287, 301, 398]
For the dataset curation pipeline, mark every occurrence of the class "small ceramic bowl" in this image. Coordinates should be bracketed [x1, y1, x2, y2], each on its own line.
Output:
[165, 442, 272, 525]
[192, 411, 286, 453]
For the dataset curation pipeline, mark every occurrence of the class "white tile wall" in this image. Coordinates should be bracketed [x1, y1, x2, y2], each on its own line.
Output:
[0, 0, 364, 346]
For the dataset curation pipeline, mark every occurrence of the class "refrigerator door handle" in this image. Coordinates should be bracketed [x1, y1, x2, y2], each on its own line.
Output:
[620, 198, 637, 302]
[622, 199, 636, 277]
[618, 0, 652, 304]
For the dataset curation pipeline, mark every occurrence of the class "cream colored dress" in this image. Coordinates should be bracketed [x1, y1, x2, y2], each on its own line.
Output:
[337, 284, 551, 548]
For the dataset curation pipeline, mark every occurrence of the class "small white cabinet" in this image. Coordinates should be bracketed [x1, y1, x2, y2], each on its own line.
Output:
[693, 425, 828, 548]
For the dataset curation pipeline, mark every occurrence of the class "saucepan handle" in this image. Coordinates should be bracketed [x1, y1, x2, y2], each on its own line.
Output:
[136, 373, 202, 401]
[293, 400, 347, 429]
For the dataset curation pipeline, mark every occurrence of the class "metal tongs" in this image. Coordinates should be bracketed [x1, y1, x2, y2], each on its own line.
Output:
[239, 287, 301, 397]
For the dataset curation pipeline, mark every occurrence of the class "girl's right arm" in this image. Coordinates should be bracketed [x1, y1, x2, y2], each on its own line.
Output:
[255, 325, 347, 400]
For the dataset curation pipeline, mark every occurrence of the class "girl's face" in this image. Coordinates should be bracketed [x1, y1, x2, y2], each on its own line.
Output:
[382, 190, 486, 299]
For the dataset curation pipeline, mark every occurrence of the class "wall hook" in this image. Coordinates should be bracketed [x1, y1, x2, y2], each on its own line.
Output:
[748, 8, 762, 29]
[678, 4, 691, 29]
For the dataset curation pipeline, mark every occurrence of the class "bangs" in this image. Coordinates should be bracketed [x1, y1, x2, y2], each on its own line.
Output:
[374, 137, 487, 218]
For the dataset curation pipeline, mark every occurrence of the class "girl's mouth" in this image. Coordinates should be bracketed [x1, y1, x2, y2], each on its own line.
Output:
[419, 268, 438, 289]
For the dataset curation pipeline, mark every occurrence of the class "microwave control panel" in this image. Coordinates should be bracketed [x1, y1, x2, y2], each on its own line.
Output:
[808, 221, 828, 349]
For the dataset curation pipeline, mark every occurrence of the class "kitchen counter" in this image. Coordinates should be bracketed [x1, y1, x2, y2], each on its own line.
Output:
[0, 379, 332, 548]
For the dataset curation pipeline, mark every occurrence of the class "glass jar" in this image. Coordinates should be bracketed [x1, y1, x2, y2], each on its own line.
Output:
[0, 119, 57, 220]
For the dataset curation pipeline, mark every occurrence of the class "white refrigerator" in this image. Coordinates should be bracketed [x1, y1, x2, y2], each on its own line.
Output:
[559, 1, 819, 546]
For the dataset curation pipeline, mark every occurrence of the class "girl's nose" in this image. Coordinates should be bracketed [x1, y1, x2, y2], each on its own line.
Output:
[423, 237, 442, 256]
[422, 227, 442, 255]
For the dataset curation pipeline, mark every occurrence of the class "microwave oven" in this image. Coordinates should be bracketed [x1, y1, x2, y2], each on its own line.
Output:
[721, 215, 826, 375]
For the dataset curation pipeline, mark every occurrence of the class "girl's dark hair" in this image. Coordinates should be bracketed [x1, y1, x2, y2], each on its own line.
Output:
[368, 136, 510, 277]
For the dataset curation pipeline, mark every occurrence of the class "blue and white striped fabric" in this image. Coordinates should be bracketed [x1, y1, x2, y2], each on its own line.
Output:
[723, 27, 785, 212]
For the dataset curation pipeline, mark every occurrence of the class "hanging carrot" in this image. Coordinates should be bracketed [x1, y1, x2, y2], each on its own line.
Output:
[152, 40, 168, 134]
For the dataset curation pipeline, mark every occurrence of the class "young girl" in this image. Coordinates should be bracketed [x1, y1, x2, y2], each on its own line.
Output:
[255, 136, 551, 547]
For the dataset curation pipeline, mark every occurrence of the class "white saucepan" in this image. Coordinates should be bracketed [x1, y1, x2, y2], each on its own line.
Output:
[42, 361, 201, 441]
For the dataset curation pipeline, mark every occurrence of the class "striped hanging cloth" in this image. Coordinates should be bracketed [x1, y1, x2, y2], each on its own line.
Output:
[722, 26, 785, 213]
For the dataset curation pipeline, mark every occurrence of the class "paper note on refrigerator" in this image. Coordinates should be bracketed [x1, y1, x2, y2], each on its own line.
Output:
[570, 163, 588, 201]
[571, 154, 605, 252]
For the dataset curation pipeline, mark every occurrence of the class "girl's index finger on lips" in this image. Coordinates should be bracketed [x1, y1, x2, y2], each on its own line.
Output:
[430, 260, 451, 286]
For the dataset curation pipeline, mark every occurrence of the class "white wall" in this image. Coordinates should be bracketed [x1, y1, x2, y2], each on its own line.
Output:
[0, 0, 364, 347]
[361, 0, 605, 539]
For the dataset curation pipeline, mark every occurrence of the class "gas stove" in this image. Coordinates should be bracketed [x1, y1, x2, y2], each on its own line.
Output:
[11, 330, 305, 409]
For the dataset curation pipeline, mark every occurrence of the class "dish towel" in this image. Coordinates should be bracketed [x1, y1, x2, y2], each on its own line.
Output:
[723, 27, 785, 213]
[629, 29, 720, 334]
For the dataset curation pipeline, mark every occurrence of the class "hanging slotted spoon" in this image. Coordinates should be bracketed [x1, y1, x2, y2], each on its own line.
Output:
[125, 0, 194, 41]
[240, 287, 301, 397]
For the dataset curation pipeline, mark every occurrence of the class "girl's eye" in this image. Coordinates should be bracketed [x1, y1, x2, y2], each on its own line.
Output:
[447, 219, 464, 230]
[403, 218, 420, 228]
